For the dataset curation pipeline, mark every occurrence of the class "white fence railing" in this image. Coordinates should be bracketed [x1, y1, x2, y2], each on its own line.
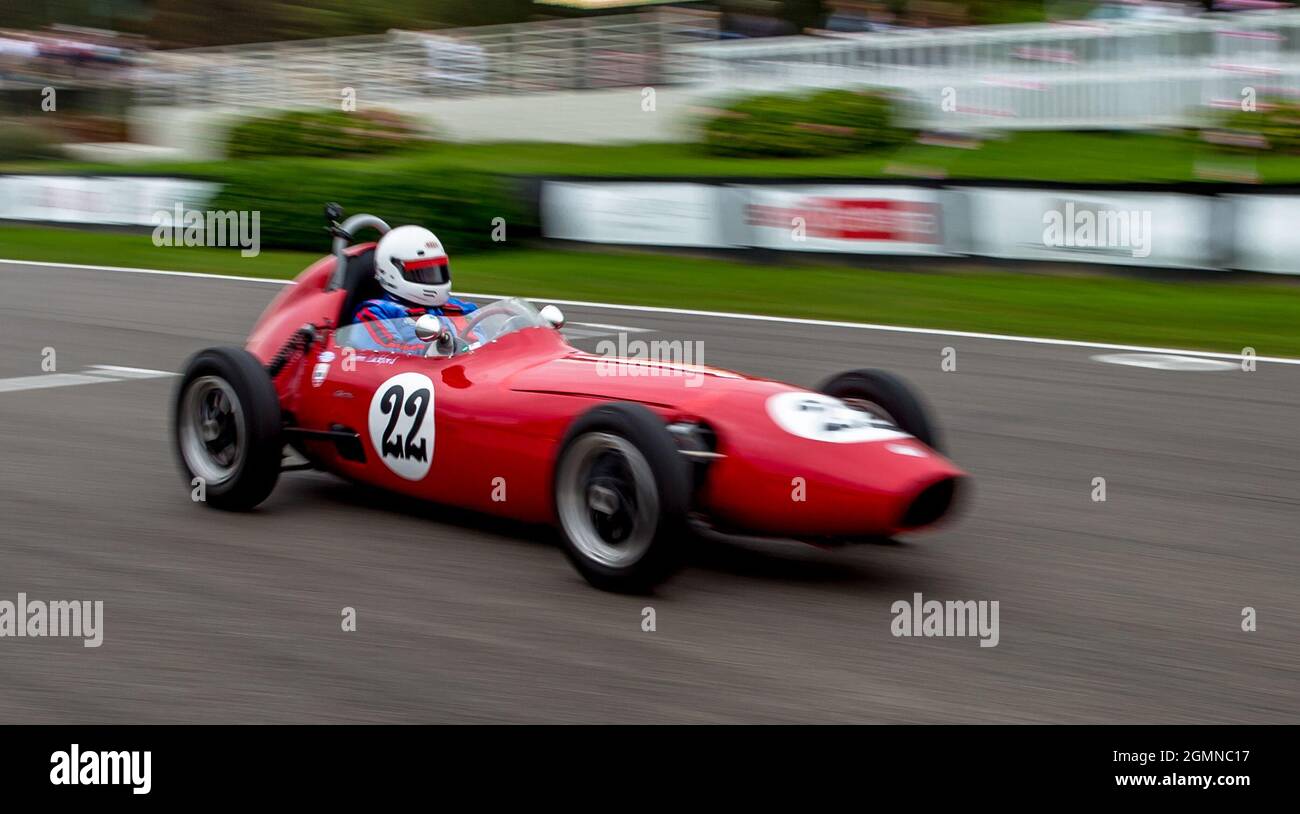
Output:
[692, 10, 1300, 130]
[125, 8, 1300, 132]
[694, 11, 1300, 75]
[135, 9, 717, 109]
[705, 58, 1300, 130]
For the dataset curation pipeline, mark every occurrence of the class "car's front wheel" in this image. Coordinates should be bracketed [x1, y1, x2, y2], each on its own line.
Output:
[553, 403, 691, 593]
[173, 346, 282, 511]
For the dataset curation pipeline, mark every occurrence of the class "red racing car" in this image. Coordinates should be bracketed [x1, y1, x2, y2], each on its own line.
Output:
[173, 208, 965, 591]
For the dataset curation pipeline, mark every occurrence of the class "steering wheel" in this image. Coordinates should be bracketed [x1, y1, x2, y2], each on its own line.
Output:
[461, 311, 534, 342]
[495, 314, 536, 336]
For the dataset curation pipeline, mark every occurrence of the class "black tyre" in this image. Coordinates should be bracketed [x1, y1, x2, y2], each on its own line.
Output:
[173, 346, 282, 511]
[818, 369, 942, 451]
[553, 403, 691, 593]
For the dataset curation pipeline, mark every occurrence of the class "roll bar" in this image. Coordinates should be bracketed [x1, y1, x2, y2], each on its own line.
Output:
[325, 205, 390, 290]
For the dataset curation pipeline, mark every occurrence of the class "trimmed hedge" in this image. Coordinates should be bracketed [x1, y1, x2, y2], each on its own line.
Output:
[701, 88, 907, 158]
[224, 109, 429, 159]
[207, 163, 531, 253]
[1211, 97, 1300, 154]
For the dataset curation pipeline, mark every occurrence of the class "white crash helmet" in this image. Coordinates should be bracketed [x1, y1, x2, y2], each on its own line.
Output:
[374, 225, 452, 307]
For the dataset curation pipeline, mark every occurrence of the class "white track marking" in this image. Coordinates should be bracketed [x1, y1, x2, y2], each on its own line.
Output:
[560, 327, 614, 341]
[1092, 353, 1239, 371]
[0, 373, 115, 393]
[0, 365, 175, 393]
[88, 364, 178, 377]
[561, 322, 652, 341]
[508, 297, 1299, 367]
[2, 257, 1296, 366]
[0, 258, 288, 285]
[565, 321, 650, 333]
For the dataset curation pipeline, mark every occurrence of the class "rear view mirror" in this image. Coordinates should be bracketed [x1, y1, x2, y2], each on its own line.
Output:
[539, 304, 565, 329]
[414, 314, 458, 356]
[414, 314, 447, 343]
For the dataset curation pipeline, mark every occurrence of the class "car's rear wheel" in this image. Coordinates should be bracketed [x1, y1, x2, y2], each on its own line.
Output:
[554, 403, 691, 593]
[818, 368, 941, 451]
[174, 346, 282, 511]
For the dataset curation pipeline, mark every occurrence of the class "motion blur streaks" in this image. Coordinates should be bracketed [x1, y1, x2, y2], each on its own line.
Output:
[0, 262, 1295, 723]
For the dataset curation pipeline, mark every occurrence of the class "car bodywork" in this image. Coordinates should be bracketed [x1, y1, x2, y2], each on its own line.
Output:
[246, 244, 965, 541]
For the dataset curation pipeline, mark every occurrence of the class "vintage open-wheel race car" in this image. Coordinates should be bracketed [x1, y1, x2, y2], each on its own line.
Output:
[173, 206, 965, 591]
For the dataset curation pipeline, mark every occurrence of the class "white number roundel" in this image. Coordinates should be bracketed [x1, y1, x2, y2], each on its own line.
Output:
[765, 391, 909, 444]
[368, 372, 436, 480]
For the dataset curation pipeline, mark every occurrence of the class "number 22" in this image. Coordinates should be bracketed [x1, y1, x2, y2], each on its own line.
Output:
[379, 384, 430, 462]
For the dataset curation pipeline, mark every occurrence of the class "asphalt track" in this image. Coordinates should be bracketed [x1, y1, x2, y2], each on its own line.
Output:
[0, 260, 1296, 723]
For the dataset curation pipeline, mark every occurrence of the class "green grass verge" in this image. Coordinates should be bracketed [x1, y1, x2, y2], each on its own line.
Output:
[1, 131, 1288, 184]
[2, 225, 1296, 357]
[0, 226, 321, 278]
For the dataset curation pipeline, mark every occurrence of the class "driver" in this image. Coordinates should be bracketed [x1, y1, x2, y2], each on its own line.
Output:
[352, 225, 478, 353]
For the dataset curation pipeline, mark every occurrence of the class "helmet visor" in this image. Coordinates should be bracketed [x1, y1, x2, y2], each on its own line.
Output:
[395, 256, 449, 286]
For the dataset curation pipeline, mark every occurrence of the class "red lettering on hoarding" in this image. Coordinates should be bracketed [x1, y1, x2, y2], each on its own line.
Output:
[748, 197, 940, 243]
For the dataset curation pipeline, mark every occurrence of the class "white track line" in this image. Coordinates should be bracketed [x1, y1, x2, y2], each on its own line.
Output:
[0, 258, 289, 285]
[3, 257, 1297, 366]
[0, 365, 174, 394]
[565, 321, 650, 333]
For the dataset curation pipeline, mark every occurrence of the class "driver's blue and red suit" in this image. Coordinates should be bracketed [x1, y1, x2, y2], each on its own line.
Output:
[351, 293, 479, 353]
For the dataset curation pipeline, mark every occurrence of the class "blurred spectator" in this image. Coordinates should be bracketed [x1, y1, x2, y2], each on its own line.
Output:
[0, 33, 39, 81]
[722, 1, 800, 38]
[1211, 1, 1291, 10]
[1088, 1, 1197, 20]
[0, 26, 140, 84]
[823, 1, 878, 32]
